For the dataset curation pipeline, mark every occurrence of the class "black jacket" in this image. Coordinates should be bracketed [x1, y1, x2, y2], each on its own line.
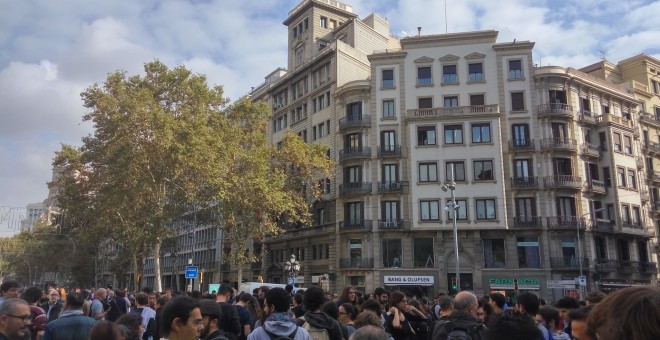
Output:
[40, 301, 63, 322]
[430, 311, 487, 340]
[296, 312, 344, 340]
[219, 302, 242, 340]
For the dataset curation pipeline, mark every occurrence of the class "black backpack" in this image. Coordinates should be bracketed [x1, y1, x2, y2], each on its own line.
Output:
[264, 327, 298, 340]
[442, 321, 482, 340]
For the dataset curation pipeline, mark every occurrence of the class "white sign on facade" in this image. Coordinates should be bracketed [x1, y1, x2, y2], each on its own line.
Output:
[547, 280, 577, 289]
[384, 276, 434, 286]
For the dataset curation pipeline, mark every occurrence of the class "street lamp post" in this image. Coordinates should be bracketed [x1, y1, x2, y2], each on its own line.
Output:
[578, 207, 605, 299]
[283, 254, 301, 286]
[442, 164, 460, 292]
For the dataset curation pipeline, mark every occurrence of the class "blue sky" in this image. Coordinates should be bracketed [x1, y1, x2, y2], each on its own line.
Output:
[1, 0, 659, 232]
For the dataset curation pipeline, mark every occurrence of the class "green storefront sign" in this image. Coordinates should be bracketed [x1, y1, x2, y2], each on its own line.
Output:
[489, 278, 541, 289]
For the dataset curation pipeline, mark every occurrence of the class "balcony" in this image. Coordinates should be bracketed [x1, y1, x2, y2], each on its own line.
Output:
[339, 219, 373, 231]
[339, 182, 372, 196]
[636, 157, 645, 169]
[377, 181, 404, 193]
[508, 139, 535, 152]
[339, 257, 374, 269]
[339, 115, 371, 130]
[547, 216, 583, 229]
[648, 170, 660, 184]
[640, 190, 650, 202]
[537, 103, 573, 118]
[378, 219, 410, 230]
[543, 175, 582, 189]
[600, 113, 634, 129]
[591, 219, 615, 232]
[595, 259, 619, 272]
[651, 201, 660, 216]
[377, 145, 401, 158]
[550, 257, 589, 270]
[406, 104, 500, 121]
[643, 141, 660, 155]
[640, 111, 660, 128]
[540, 138, 578, 152]
[618, 260, 640, 273]
[578, 113, 600, 125]
[512, 216, 543, 228]
[510, 176, 538, 189]
[622, 221, 643, 229]
[584, 179, 606, 195]
[339, 146, 371, 161]
[640, 262, 658, 274]
[581, 143, 601, 158]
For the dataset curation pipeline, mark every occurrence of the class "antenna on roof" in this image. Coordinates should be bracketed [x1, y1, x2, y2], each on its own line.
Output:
[599, 50, 606, 60]
[444, 0, 448, 33]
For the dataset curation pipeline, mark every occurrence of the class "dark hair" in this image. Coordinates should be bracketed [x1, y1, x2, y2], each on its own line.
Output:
[116, 313, 143, 340]
[22, 286, 43, 304]
[218, 284, 234, 296]
[303, 286, 326, 312]
[567, 304, 595, 322]
[339, 285, 357, 305]
[322, 301, 339, 319]
[438, 295, 454, 310]
[516, 292, 540, 316]
[293, 293, 304, 305]
[239, 293, 262, 320]
[537, 305, 561, 329]
[157, 296, 170, 309]
[487, 309, 542, 340]
[258, 286, 270, 293]
[0, 280, 19, 293]
[489, 292, 506, 309]
[141, 287, 154, 294]
[66, 292, 85, 308]
[285, 284, 294, 293]
[341, 303, 356, 321]
[354, 311, 382, 329]
[136, 292, 148, 306]
[389, 291, 405, 310]
[360, 299, 382, 317]
[265, 288, 291, 313]
[82, 290, 90, 299]
[585, 291, 606, 305]
[587, 286, 660, 340]
[90, 320, 122, 340]
[554, 296, 579, 310]
[373, 287, 386, 297]
[161, 296, 200, 337]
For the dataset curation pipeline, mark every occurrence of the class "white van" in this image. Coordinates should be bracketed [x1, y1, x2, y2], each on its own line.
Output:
[238, 282, 287, 294]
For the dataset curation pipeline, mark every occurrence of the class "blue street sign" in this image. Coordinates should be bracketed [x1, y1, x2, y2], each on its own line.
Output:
[288, 277, 295, 285]
[185, 266, 198, 279]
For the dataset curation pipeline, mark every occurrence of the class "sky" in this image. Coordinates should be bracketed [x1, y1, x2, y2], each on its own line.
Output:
[1, 0, 659, 232]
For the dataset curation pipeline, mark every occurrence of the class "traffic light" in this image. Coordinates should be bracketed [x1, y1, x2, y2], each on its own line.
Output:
[514, 278, 519, 291]
[451, 277, 457, 290]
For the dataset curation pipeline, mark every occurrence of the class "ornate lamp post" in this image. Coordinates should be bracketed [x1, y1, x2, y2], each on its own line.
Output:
[283, 254, 301, 286]
[442, 164, 460, 292]
[578, 207, 605, 299]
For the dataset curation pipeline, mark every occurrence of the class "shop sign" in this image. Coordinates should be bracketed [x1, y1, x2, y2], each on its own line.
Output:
[488, 278, 541, 289]
[547, 280, 577, 289]
[384, 276, 434, 286]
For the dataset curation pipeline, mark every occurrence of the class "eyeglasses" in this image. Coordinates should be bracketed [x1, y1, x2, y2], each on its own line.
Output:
[4, 315, 32, 323]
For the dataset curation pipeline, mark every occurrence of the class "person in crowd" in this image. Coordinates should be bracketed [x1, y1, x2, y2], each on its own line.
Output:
[487, 309, 541, 340]
[587, 286, 660, 340]
[0, 281, 20, 308]
[0, 298, 32, 340]
[81, 290, 91, 317]
[584, 291, 605, 306]
[554, 296, 579, 338]
[322, 301, 349, 340]
[41, 289, 64, 323]
[89, 320, 122, 340]
[107, 289, 128, 322]
[434, 296, 453, 323]
[384, 291, 415, 340]
[256, 287, 269, 309]
[431, 291, 487, 340]
[116, 312, 146, 340]
[373, 288, 389, 312]
[516, 292, 549, 340]
[360, 299, 385, 327]
[338, 303, 357, 338]
[198, 299, 226, 340]
[90, 288, 110, 321]
[536, 305, 570, 340]
[406, 299, 430, 340]
[567, 305, 595, 340]
[336, 286, 358, 309]
[22, 286, 48, 340]
[247, 287, 310, 340]
[160, 295, 204, 340]
[43, 292, 97, 340]
[147, 293, 157, 311]
[155, 295, 170, 340]
[296, 286, 343, 340]
[354, 311, 382, 330]
[351, 325, 389, 340]
[488, 293, 505, 316]
[215, 284, 241, 340]
[131, 292, 157, 340]
[236, 293, 261, 340]
[291, 293, 305, 319]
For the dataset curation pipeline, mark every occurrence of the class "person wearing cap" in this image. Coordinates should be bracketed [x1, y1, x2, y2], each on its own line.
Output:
[199, 299, 227, 340]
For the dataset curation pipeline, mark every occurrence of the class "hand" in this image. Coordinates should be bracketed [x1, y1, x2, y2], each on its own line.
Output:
[389, 307, 398, 314]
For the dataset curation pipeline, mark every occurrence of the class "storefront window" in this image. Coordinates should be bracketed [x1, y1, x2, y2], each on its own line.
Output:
[517, 236, 541, 268]
[484, 239, 505, 268]
[382, 239, 402, 268]
[413, 238, 434, 268]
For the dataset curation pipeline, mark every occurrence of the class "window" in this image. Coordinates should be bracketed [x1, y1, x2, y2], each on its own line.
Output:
[442, 65, 458, 84]
[599, 132, 607, 151]
[632, 206, 641, 226]
[516, 197, 536, 220]
[382, 69, 394, 88]
[417, 66, 432, 85]
[444, 125, 463, 144]
[419, 162, 438, 182]
[623, 135, 632, 154]
[511, 92, 525, 111]
[447, 199, 467, 220]
[508, 59, 522, 79]
[473, 160, 494, 180]
[468, 63, 484, 81]
[295, 48, 304, 64]
[603, 167, 611, 187]
[315, 208, 326, 225]
[475, 199, 496, 219]
[469, 94, 485, 106]
[413, 238, 434, 268]
[484, 239, 505, 268]
[418, 126, 436, 145]
[444, 96, 458, 107]
[382, 163, 398, 183]
[320, 16, 327, 28]
[617, 167, 626, 187]
[517, 236, 541, 268]
[613, 133, 622, 151]
[581, 97, 591, 114]
[420, 200, 439, 221]
[627, 169, 636, 189]
[622, 204, 631, 223]
[381, 131, 396, 153]
[653, 80, 660, 94]
[446, 161, 466, 182]
[602, 105, 610, 114]
[471, 123, 491, 143]
[292, 26, 298, 38]
[418, 97, 433, 109]
[382, 239, 402, 268]
[345, 202, 363, 225]
[382, 201, 400, 224]
[514, 159, 532, 178]
[512, 124, 530, 146]
[383, 100, 395, 118]
[346, 102, 361, 120]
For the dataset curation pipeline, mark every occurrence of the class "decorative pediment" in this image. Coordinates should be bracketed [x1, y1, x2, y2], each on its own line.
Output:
[414, 56, 435, 64]
[465, 52, 486, 60]
[439, 54, 460, 62]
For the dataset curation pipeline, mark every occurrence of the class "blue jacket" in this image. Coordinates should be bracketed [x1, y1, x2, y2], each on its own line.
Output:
[43, 310, 96, 340]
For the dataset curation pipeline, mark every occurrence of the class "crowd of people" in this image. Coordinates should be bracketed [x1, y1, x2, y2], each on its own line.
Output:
[0, 279, 659, 340]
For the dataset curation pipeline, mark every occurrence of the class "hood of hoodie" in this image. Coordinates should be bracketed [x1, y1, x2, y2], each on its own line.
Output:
[264, 320, 299, 337]
[303, 312, 336, 329]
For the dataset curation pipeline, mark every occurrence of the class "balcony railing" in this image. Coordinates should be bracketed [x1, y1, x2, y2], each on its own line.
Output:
[595, 259, 618, 272]
[636, 157, 645, 169]
[648, 170, 660, 183]
[339, 146, 371, 160]
[640, 262, 658, 274]
[550, 257, 589, 269]
[547, 216, 584, 229]
[591, 219, 614, 232]
[643, 141, 660, 155]
[578, 113, 599, 125]
[540, 138, 578, 152]
[581, 143, 601, 158]
[406, 104, 500, 120]
[339, 257, 374, 269]
[339, 182, 372, 195]
[339, 115, 371, 130]
[377, 145, 401, 157]
[511, 176, 538, 188]
[339, 219, 373, 231]
[651, 201, 660, 215]
[584, 179, 606, 194]
[378, 219, 410, 230]
[543, 175, 582, 189]
[619, 260, 640, 273]
[538, 103, 573, 117]
[508, 139, 535, 151]
[622, 221, 643, 229]
[512, 216, 543, 228]
[377, 181, 404, 193]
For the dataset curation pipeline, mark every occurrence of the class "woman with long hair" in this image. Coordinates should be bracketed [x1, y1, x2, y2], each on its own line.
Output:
[384, 291, 416, 340]
[115, 313, 145, 340]
[236, 292, 263, 339]
[336, 285, 358, 308]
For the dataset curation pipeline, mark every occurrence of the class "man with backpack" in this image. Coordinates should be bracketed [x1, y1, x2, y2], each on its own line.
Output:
[132, 292, 157, 340]
[248, 288, 310, 340]
[295, 286, 343, 340]
[199, 299, 230, 340]
[431, 291, 487, 340]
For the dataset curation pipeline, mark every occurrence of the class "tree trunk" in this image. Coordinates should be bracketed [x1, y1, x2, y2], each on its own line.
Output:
[132, 255, 138, 292]
[237, 262, 243, 287]
[153, 238, 162, 292]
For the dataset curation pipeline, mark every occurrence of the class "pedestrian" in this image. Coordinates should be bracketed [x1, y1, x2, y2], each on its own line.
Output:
[430, 291, 487, 340]
[247, 288, 310, 340]
[21, 286, 48, 340]
[89, 320, 122, 340]
[160, 296, 204, 340]
[0, 298, 32, 340]
[198, 299, 227, 340]
[517, 292, 550, 340]
[296, 286, 343, 340]
[116, 312, 146, 340]
[487, 309, 541, 340]
[215, 284, 241, 340]
[40, 289, 63, 323]
[43, 292, 96, 340]
[0, 281, 20, 308]
[131, 292, 157, 340]
[587, 286, 660, 340]
[536, 305, 570, 340]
